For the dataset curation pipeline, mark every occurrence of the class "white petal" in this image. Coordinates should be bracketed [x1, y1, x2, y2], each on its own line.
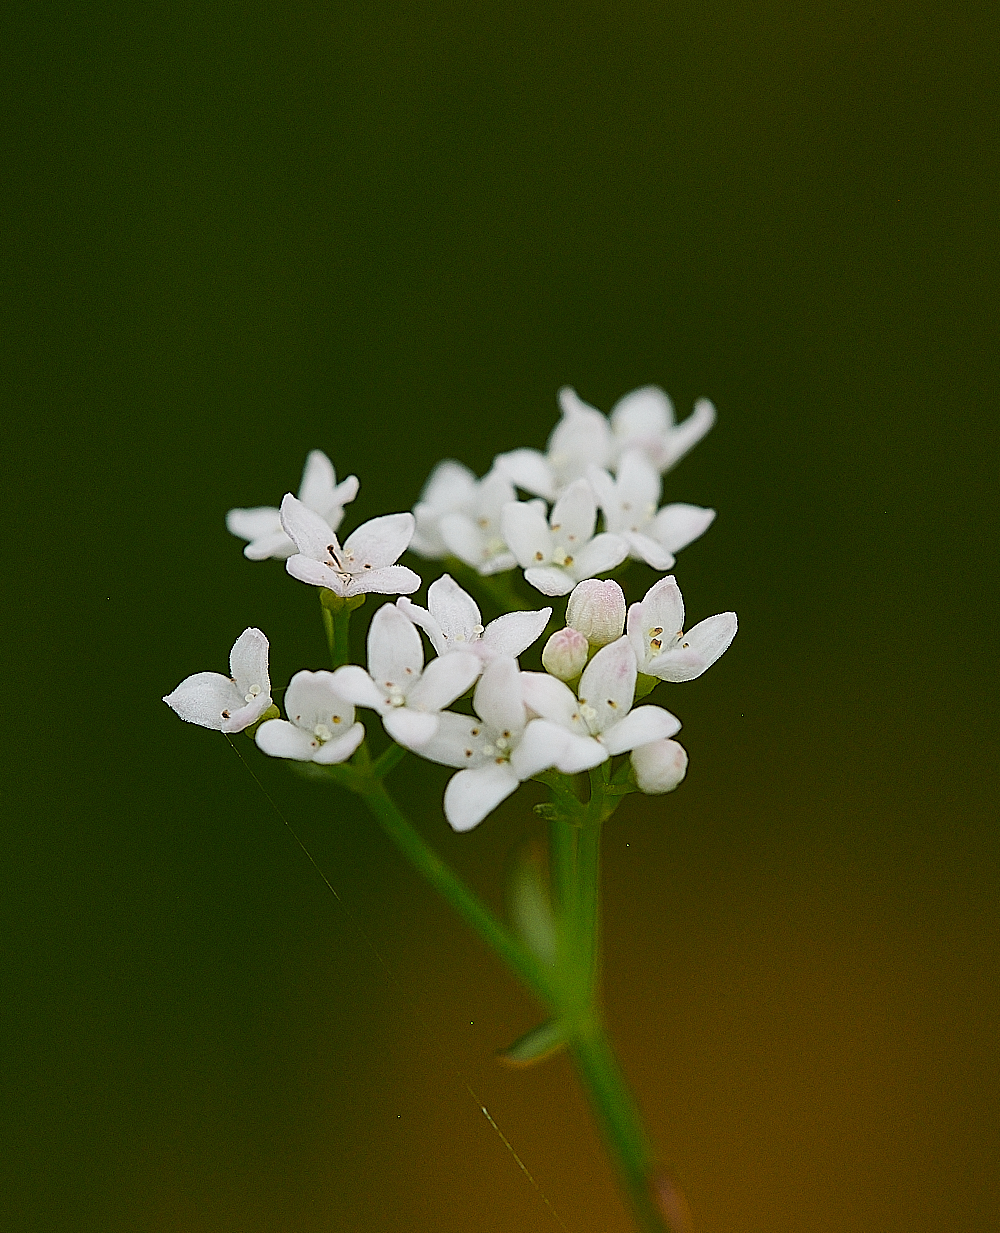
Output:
[494, 448, 556, 501]
[255, 719, 319, 761]
[418, 459, 478, 509]
[476, 467, 518, 522]
[226, 506, 281, 541]
[348, 565, 421, 596]
[229, 628, 270, 699]
[243, 529, 296, 561]
[473, 657, 526, 741]
[396, 597, 448, 658]
[342, 512, 415, 570]
[549, 478, 596, 546]
[623, 531, 675, 571]
[163, 671, 245, 731]
[415, 711, 491, 769]
[661, 398, 716, 471]
[601, 705, 680, 755]
[610, 385, 673, 441]
[444, 763, 520, 832]
[614, 449, 662, 514]
[329, 665, 388, 712]
[551, 389, 614, 477]
[554, 731, 608, 774]
[501, 501, 552, 570]
[384, 708, 439, 748]
[406, 651, 481, 711]
[285, 554, 345, 591]
[578, 637, 637, 734]
[568, 533, 629, 580]
[438, 512, 488, 568]
[297, 450, 337, 509]
[651, 503, 716, 553]
[648, 612, 738, 682]
[279, 493, 336, 559]
[519, 671, 579, 728]
[481, 608, 551, 659]
[639, 576, 685, 639]
[523, 567, 574, 596]
[283, 669, 355, 732]
[509, 719, 574, 779]
[427, 574, 482, 642]
[313, 721, 366, 763]
[367, 604, 424, 695]
[477, 550, 518, 576]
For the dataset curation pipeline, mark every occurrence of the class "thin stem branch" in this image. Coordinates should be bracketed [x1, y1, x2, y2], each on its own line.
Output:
[359, 778, 558, 1008]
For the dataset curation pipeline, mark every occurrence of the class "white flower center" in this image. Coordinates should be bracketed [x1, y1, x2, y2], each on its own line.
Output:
[313, 723, 333, 742]
[244, 684, 261, 702]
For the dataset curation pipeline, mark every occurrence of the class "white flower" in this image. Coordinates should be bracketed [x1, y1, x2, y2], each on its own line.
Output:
[565, 579, 627, 647]
[163, 628, 271, 733]
[411, 463, 519, 576]
[331, 603, 480, 749]
[587, 451, 716, 571]
[255, 671, 365, 764]
[397, 574, 550, 667]
[495, 387, 614, 502]
[414, 657, 584, 832]
[605, 385, 717, 473]
[626, 576, 737, 682]
[501, 478, 628, 597]
[521, 636, 680, 772]
[410, 460, 478, 559]
[631, 738, 688, 793]
[280, 494, 421, 598]
[226, 450, 359, 561]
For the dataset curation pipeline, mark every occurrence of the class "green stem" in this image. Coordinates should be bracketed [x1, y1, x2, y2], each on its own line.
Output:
[319, 590, 365, 669]
[567, 1014, 672, 1233]
[359, 778, 558, 1008]
[443, 557, 534, 613]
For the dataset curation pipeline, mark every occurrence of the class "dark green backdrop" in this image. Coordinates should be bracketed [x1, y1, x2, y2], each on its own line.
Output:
[6, 1, 998, 1230]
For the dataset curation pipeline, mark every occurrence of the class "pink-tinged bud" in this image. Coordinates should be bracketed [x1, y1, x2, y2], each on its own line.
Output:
[631, 739, 688, 794]
[566, 579, 626, 647]
[542, 627, 589, 681]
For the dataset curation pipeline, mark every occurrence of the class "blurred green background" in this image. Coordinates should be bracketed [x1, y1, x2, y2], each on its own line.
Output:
[6, 0, 998, 1230]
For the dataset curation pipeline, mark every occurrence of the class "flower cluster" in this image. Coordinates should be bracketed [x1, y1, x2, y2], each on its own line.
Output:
[164, 385, 737, 830]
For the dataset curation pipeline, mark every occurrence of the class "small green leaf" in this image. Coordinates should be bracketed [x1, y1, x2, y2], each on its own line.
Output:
[498, 1018, 567, 1068]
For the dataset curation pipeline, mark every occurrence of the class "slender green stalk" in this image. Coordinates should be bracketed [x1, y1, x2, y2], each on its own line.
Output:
[319, 590, 365, 668]
[359, 777, 558, 1008]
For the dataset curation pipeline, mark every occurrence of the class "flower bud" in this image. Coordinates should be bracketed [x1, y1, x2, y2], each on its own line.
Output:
[566, 579, 626, 647]
[631, 739, 688, 794]
[541, 627, 589, 681]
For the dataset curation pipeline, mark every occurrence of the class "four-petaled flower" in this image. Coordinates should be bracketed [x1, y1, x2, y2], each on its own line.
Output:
[255, 670, 365, 763]
[226, 450, 359, 561]
[331, 603, 480, 749]
[416, 657, 579, 831]
[397, 574, 550, 666]
[587, 450, 716, 571]
[599, 385, 717, 473]
[411, 463, 519, 576]
[627, 576, 738, 682]
[280, 493, 421, 598]
[495, 386, 613, 502]
[502, 478, 628, 596]
[521, 636, 681, 771]
[163, 628, 272, 732]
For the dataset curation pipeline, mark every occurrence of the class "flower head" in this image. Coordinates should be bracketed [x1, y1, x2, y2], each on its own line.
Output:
[255, 671, 365, 764]
[331, 602, 480, 748]
[280, 494, 421, 598]
[501, 478, 628, 596]
[494, 387, 614, 501]
[587, 451, 716, 571]
[409, 460, 479, 559]
[226, 450, 359, 561]
[163, 628, 271, 733]
[413, 657, 579, 831]
[397, 574, 550, 667]
[521, 637, 681, 772]
[606, 386, 717, 473]
[627, 576, 737, 682]
[412, 463, 519, 576]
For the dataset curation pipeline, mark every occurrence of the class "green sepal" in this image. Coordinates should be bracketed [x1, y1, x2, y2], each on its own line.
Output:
[243, 703, 280, 739]
[320, 589, 367, 614]
[634, 672, 659, 700]
[498, 1018, 567, 1068]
